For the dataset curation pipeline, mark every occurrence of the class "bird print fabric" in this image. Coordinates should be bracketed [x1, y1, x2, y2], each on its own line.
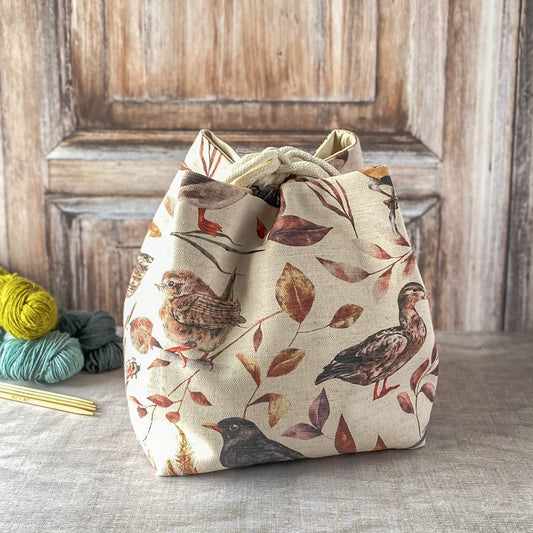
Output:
[123, 129, 438, 476]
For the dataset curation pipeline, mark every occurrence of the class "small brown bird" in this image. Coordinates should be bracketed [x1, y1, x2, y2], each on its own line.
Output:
[178, 169, 248, 236]
[157, 268, 245, 355]
[315, 283, 428, 400]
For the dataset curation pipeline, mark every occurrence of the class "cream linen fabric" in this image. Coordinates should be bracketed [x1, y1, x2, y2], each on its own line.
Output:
[123, 129, 438, 476]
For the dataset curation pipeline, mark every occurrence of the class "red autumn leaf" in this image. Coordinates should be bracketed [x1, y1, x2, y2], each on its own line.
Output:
[411, 359, 430, 392]
[164, 194, 176, 217]
[129, 396, 142, 406]
[357, 240, 392, 260]
[329, 304, 363, 329]
[148, 358, 171, 369]
[394, 233, 410, 247]
[130, 317, 154, 354]
[374, 435, 388, 451]
[334, 414, 357, 454]
[137, 407, 148, 418]
[420, 382, 435, 402]
[375, 266, 393, 295]
[165, 411, 181, 423]
[317, 257, 369, 283]
[256, 217, 268, 239]
[147, 395, 173, 408]
[431, 342, 439, 363]
[397, 392, 415, 414]
[308, 388, 330, 431]
[267, 348, 305, 378]
[253, 324, 263, 352]
[281, 423, 322, 440]
[403, 253, 416, 277]
[275, 263, 315, 323]
[189, 390, 212, 406]
[148, 221, 161, 238]
[236, 353, 261, 387]
[250, 393, 290, 427]
[430, 363, 439, 376]
[268, 215, 332, 246]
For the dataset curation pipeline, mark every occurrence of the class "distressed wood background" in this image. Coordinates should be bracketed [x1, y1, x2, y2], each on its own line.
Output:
[0, 0, 530, 331]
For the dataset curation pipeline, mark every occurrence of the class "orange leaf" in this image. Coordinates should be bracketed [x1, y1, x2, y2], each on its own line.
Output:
[250, 393, 290, 427]
[253, 324, 263, 352]
[129, 396, 142, 406]
[269, 215, 332, 246]
[357, 240, 392, 260]
[147, 395, 173, 408]
[317, 257, 369, 283]
[375, 266, 393, 295]
[164, 194, 176, 217]
[329, 304, 363, 329]
[403, 253, 416, 277]
[275, 263, 315, 323]
[267, 348, 305, 378]
[130, 317, 154, 354]
[410, 359, 430, 392]
[256, 217, 268, 239]
[137, 407, 148, 418]
[236, 353, 261, 387]
[397, 392, 414, 414]
[149, 221, 161, 237]
[335, 414, 357, 454]
[374, 435, 388, 451]
[420, 382, 435, 402]
[148, 358, 171, 369]
[189, 391, 212, 406]
[165, 411, 181, 423]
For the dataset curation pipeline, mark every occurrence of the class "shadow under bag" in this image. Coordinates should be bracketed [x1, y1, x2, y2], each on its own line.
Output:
[123, 129, 439, 476]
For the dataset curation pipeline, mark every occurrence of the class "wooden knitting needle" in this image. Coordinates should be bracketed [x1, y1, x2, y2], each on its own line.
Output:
[0, 382, 96, 409]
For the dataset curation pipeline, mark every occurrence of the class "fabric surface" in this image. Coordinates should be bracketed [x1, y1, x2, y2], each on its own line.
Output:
[0, 332, 531, 532]
[123, 129, 437, 475]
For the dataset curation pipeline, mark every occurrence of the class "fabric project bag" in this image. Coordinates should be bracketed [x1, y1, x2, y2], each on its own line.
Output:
[123, 129, 439, 476]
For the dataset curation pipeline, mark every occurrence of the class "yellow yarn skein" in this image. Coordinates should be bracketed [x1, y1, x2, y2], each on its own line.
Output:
[0, 268, 58, 340]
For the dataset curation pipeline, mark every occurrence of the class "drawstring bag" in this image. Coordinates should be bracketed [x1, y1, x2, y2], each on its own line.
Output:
[123, 129, 439, 476]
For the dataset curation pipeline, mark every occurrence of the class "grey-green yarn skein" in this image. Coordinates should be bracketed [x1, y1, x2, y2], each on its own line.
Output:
[55, 309, 123, 373]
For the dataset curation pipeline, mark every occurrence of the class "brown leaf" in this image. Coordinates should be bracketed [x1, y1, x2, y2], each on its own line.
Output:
[374, 435, 388, 451]
[397, 392, 415, 414]
[308, 389, 330, 431]
[281, 423, 322, 440]
[236, 352, 261, 387]
[317, 257, 369, 283]
[375, 266, 393, 295]
[329, 304, 363, 329]
[431, 342, 439, 364]
[411, 359, 430, 392]
[164, 193, 176, 217]
[253, 324, 263, 352]
[268, 215, 332, 246]
[189, 390, 212, 406]
[148, 358, 171, 369]
[137, 406, 148, 418]
[267, 348, 305, 378]
[420, 382, 435, 402]
[130, 317, 154, 354]
[403, 253, 416, 277]
[250, 393, 290, 427]
[357, 240, 392, 260]
[335, 414, 357, 454]
[256, 217, 268, 239]
[275, 263, 315, 322]
[430, 363, 439, 376]
[147, 394, 173, 408]
[149, 221, 161, 237]
[165, 411, 181, 423]
[129, 396, 142, 406]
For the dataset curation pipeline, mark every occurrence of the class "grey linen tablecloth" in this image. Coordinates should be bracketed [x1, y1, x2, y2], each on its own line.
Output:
[0, 332, 532, 533]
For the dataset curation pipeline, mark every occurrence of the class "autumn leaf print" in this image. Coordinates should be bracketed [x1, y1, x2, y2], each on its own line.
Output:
[148, 221, 161, 237]
[253, 324, 263, 352]
[397, 392, 415, 414]
[256, 217, 268, 239]
[334, 414, 357, 454]
[130, 317, 153, 354]
[147, 394, 173, 408]
[249, 393, 290, 428]
[268, 215, 332, 246]
[281, 423, 322, 440]
[328, 304, 363, 329]
[189, 390, 212, 406]
[374, 435, 388, 451]
[316, 257, 369, 283]
[236, 352, 261, 387]
[267, 348, 305, 377]
[275, 263, 315, 322]
[308, 388, 330, 431]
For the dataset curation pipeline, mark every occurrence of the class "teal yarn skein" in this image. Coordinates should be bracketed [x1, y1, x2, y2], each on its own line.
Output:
[0, 327, 84, 383]
[55, 309, 123, 373]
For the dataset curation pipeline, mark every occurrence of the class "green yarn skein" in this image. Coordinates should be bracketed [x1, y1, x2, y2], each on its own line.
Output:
[55, 310, 123, 373]
[0, 327, 84, 383]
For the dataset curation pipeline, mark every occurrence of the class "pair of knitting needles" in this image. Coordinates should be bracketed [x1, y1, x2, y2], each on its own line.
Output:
[0, 382, 96, 416]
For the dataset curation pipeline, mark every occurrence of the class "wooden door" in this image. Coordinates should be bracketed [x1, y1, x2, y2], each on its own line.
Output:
[0, 1, 526, 331]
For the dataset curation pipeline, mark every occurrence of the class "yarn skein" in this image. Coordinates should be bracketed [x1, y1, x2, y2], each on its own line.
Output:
[0, 268, 58, 340]
[0, 327, 84, 383]
[56, 310, 123, 373]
